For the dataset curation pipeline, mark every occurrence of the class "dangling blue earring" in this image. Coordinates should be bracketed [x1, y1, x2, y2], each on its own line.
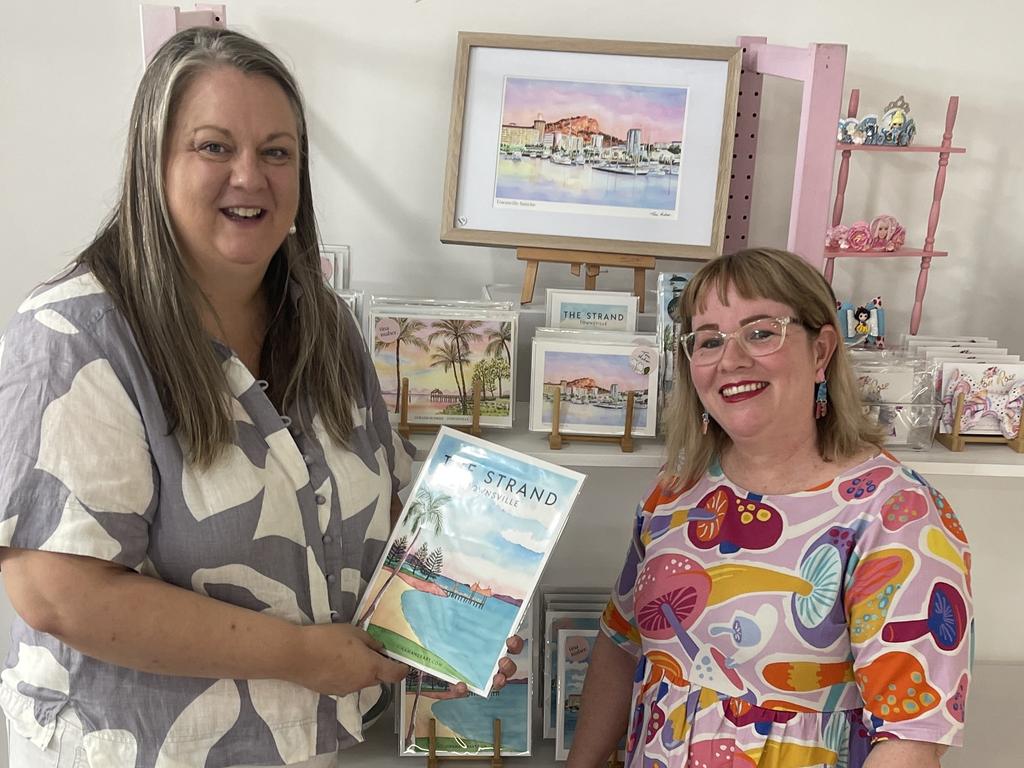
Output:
[815, 376, 828, 419]
[701, 410, 710, 434]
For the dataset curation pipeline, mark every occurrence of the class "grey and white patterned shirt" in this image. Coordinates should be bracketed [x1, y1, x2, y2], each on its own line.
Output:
[0, 265, 414, 767]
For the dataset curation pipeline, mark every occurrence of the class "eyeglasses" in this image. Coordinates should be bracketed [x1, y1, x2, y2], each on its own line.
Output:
[681, 316, 802, 366]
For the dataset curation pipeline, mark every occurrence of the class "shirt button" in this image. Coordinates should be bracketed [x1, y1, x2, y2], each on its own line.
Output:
[326, 574, 336, 584]
[322, 534, 332, 544]
[315, 494, 327, 505]
[303, 455, 314, 466]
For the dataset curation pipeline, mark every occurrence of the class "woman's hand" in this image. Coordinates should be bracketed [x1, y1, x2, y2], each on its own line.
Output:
[434, 634, 525, 698]
[290, 623, 409, 696]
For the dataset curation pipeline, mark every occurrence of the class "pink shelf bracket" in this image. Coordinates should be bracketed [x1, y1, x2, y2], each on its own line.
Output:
[725, 38, 847, 271]
[140, 3, 227, 64]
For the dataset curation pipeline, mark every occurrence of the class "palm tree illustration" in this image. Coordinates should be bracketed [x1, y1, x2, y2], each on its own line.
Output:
[428, 319, 484, 414]
[484, 322, 512, 399]
[358, 487, 450, 626]
[429, 340, 467, 409]
[374, 317, 428, 413]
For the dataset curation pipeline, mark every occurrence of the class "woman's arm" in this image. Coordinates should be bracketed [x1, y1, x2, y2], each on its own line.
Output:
[864, 740, 947, 768]
[0, 548, 409, 695]
[565, 633, 636, 768]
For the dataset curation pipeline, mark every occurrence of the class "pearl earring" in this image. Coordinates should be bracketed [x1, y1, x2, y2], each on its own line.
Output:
[288, 223, 297, 235]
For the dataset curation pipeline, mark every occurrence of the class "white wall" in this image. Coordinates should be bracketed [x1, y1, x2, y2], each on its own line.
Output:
[1, 0, 1021, 762]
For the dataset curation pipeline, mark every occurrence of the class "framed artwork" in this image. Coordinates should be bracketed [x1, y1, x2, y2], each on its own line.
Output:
[530, 336, 660, 436]
[545, 289, 638, 331]
[440, 33, 742, 260]
[319, 244, 350, 290]
[542, 609, 601, 739]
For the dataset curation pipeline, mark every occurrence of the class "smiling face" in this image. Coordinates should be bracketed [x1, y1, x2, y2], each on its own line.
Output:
[163, 66, 300, 285]
[688, 282, 836, 447]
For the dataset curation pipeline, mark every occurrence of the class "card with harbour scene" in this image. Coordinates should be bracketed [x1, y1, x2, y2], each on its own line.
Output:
[356, 429, 584, 697]
[368, 307, 517, 428]
[530, 336, 660, 437]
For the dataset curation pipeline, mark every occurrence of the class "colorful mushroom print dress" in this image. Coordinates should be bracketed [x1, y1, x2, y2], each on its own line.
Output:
[602, 453, 972, 768]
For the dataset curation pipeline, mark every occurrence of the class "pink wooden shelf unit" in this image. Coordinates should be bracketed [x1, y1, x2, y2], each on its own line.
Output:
[724, 37, 848, 270]
[825, 89, 965, 335]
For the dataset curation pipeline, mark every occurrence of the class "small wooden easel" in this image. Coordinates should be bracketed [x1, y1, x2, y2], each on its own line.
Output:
[398, 378, 483, 439]
[425, 717, 503, 768]
[517, 248, 655, 313]
[548, 388, 636, 453]
[936, 392, 1024, 453]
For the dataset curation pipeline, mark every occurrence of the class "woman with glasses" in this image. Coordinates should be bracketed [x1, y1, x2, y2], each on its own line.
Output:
[568, 249, 972, 768]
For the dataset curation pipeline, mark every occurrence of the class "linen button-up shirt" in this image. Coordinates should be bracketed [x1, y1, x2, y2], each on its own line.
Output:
[0, 266, 414, 767]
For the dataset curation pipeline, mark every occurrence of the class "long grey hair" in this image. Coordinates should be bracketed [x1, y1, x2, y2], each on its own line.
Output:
[78, 27, 360, 466]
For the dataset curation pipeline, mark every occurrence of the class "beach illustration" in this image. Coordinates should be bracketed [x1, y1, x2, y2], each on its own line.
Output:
[371, 314, 514, 427]
[358, 430, 584, 696]
[494, 77, 688, 217]
[401, 611, 532, 756]
[535, 347, 658, 435]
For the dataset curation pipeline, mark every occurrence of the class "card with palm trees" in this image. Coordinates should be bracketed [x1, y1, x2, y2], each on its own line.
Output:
[356, 428, 584, 696]
[368, 307, 517, 427]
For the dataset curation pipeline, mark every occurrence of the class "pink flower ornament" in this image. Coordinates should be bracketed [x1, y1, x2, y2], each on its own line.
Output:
[845, 221, 873, 252]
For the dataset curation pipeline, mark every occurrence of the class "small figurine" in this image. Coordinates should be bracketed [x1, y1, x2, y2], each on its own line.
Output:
[837, 297, 885, 348]
[880, 96, 916, 146]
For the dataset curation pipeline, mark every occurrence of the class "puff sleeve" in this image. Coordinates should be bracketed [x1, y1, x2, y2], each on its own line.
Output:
[845, 474, 973, 746]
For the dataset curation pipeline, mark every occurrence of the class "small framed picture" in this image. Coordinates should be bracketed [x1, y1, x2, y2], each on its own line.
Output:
[545, 289, 638, 332]
[530, 336, 659, 436]
[319, 244, 350, 290]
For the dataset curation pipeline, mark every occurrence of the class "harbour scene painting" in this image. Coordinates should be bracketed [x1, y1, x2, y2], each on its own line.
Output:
[494, 77, 688, 217]
[400, 612, 532, 756]
[370, 313, 515, 428]
[531, 342, 659, 436]
[357, 429, 584, 696]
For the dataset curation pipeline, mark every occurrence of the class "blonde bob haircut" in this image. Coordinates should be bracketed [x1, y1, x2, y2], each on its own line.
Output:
[662, 247, 884, 489]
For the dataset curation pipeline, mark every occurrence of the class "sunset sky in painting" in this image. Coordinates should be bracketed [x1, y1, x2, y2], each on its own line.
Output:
[500, 77, 687, 144]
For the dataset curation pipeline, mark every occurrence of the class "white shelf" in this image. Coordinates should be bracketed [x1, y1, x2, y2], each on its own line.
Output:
[406, 404, 1024, 478]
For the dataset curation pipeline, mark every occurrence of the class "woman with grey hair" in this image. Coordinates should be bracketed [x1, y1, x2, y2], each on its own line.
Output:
[568, 249, 972, 768]
[0, 27, 517, 767]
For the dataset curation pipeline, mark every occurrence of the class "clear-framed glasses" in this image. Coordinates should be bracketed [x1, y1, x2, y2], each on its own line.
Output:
[682, 316, 801, 366]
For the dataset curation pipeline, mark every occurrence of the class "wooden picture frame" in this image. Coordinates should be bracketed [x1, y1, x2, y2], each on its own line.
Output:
[441, 32, 742, 261]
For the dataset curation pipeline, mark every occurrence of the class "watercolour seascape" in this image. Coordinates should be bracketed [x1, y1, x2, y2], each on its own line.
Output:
[543, 610, 601, 739]
[356, 428, 584, 696]
[400, 610, 533, 756]
[495, 77, 688, 219]
[530, 338, 660, 436]
[368, 309, 517, 428]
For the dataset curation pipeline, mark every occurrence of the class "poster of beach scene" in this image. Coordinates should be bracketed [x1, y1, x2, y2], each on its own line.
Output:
[530, 338, 660, 437]
[555, 629, 597, 760]
[546, 288, 638, 332]
[494, 77, 687, 218]
[369, 309, 516, 428]
[356, 428, 584, 696]
[399, 610, 533, 756]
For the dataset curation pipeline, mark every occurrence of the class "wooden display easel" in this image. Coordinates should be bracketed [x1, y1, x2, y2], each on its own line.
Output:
[936, 392, 1024, 453]
[398, 378, 483, 439]
[425, 717, 503, 768]
[548, 388, 636, 453]
[517, 248, 655, 313]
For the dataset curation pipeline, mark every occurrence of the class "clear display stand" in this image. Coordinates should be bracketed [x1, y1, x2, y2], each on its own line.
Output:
[425, 717, 503, 768]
